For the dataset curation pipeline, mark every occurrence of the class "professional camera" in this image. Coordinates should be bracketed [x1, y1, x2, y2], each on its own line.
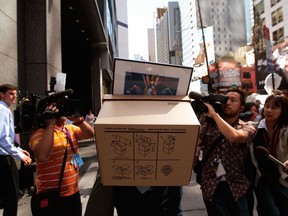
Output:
[239, 111, 253, 121]
[14, 89, 82, 132]
[189, 91, 229, 115]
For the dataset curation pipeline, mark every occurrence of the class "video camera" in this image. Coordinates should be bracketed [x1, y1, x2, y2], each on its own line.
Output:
[189, 91, 229, 116]
[239, 111, 253, 121]
[14, 89, 82, 132]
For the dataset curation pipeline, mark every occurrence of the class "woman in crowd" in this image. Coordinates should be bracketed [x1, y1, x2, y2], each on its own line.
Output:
[253, 91, 288, 216]
[241, 102, 259, 122]
[29, 104, 94, 216]
[85, 109, 96, 128]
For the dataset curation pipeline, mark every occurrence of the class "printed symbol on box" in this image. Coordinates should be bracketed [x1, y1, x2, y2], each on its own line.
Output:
[136, 134, 155, 156]
[112, 164, 131, 175]
[136, 164, 154, 176]
[162, 135, 176, 154]
[111, 135, 131, 156]
[161, 165, 173, 176]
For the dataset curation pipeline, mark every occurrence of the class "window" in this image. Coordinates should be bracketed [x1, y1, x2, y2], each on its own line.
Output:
[271, 0, 281, 7]
[255, 0, 265, 15]
[243, 72, 251, 78]
[271, 7, 283, 26]
[272, 27, 284, 42]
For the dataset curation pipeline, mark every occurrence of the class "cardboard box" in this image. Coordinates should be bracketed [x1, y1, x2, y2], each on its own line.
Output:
[95, 95, 200, 186]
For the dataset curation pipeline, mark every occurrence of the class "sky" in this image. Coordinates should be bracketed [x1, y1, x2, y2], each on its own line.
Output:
[127, 0, 168, 60]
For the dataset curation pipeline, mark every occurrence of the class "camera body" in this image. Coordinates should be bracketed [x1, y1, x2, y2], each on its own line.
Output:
[15, 89, 81, 132]
[189, 92, 229, 116]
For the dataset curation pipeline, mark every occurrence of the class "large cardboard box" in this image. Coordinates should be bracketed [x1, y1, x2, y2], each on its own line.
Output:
[95, 95, 200, 186]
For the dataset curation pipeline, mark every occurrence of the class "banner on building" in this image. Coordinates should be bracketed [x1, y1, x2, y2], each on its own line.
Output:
[255, 26, 288, 94]
[192, 26, 215, 79]
[211, 62, 241, 92]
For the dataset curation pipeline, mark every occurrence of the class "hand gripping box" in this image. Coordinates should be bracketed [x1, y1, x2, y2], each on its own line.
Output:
[94, 95, 200, 186]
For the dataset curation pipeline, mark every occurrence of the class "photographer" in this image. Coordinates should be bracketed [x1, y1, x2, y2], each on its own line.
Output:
[195, 89, 256, 216]
[29, 103, 94, 216]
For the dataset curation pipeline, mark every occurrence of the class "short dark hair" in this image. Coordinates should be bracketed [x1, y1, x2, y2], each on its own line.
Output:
[0, 84, 17, 94]
[243, 102, 258, 113]
[225, 88, 246, 106]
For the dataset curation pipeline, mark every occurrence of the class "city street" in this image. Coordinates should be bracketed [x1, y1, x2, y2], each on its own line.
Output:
[0, 140, 208, 216]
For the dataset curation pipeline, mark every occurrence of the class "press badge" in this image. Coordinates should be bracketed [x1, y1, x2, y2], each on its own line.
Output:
[71, 153, 84, 168]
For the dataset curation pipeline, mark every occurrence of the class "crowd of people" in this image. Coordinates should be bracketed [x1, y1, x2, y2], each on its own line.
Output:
[194, 89, 288, 216]
[1, 82, 288, 216]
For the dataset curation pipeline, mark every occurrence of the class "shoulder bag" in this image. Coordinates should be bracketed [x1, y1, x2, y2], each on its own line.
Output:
[193, 134, 224, 185]
[30, 147, 68, 216]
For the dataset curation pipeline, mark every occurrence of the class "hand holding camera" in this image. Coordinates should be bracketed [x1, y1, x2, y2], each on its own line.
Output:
[42, 104, 59, 126]
[42, 104, 59, 119]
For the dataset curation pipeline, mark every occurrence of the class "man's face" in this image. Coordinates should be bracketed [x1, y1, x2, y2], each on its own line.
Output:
[0, 89, 17, 107]
[222, 92, 243, 118]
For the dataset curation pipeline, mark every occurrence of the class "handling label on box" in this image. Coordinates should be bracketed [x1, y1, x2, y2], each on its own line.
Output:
[96, 125, 197, 186]
[95, 97, 199, 186]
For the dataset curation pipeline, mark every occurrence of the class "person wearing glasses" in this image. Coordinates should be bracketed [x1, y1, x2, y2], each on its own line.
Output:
[195, 88, 256, 215]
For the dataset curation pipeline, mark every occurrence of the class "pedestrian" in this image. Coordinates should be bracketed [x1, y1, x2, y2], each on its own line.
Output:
[114, 185, 183, 216]
[255, 99, 264, 122]
[241, 101, 260, 216]
[29, 103, 94, 216]
[84, 171, 115, 216]
[241, 102, 259, 123]
[253, 91, 288, 216]
[195, 88, 256, 216]
[0, 83, 32, 216]
[85, 109, 96, 128]
[85, 172, 183, 216]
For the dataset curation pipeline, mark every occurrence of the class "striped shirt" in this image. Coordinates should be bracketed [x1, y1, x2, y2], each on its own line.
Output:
[29, 124, 81, 197]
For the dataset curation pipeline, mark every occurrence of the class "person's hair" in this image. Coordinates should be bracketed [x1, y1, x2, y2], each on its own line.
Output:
[243, 102, 258, 113]
[264, 91, 288, 126]
[225, 88, 246, 106]
[0, 84, 17, 94]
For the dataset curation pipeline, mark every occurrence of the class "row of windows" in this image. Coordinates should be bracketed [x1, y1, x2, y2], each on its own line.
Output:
[255, 0, 264, 15]
[272, 27, 284, 42]
[271, 7, 283, 26]
[271, 0, 281, 7]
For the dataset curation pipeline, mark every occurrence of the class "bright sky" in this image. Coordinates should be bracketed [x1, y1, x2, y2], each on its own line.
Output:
[127, 0, 168, 60]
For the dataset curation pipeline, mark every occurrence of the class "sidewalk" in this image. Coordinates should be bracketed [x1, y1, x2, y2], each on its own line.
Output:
[0, 140, 207, 215]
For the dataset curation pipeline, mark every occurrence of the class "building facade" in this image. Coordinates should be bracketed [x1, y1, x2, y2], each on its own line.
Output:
[156, 2, 182, 65]
[0, 0, 126, 114]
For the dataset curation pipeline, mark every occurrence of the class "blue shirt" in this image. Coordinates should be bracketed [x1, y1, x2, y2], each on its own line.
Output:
[0, 100, 25, 160]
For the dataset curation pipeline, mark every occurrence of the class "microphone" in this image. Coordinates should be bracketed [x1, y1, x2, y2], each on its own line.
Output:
[188, 91, 229, 104]
[189, 91, 202, 100]
[239, 111, 253, 119]
[256, 146, 286, 168]
[204, 94, 229, 104]
[43, 89, 74, 103]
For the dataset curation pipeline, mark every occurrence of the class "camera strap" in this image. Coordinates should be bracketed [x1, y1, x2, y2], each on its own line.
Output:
[58, 147, 68, 189]
[64, 127, 75, 154]
[200, 134, 224, 166]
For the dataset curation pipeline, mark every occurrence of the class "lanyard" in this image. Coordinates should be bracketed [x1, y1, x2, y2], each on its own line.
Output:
[64, 127, 76, 154]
